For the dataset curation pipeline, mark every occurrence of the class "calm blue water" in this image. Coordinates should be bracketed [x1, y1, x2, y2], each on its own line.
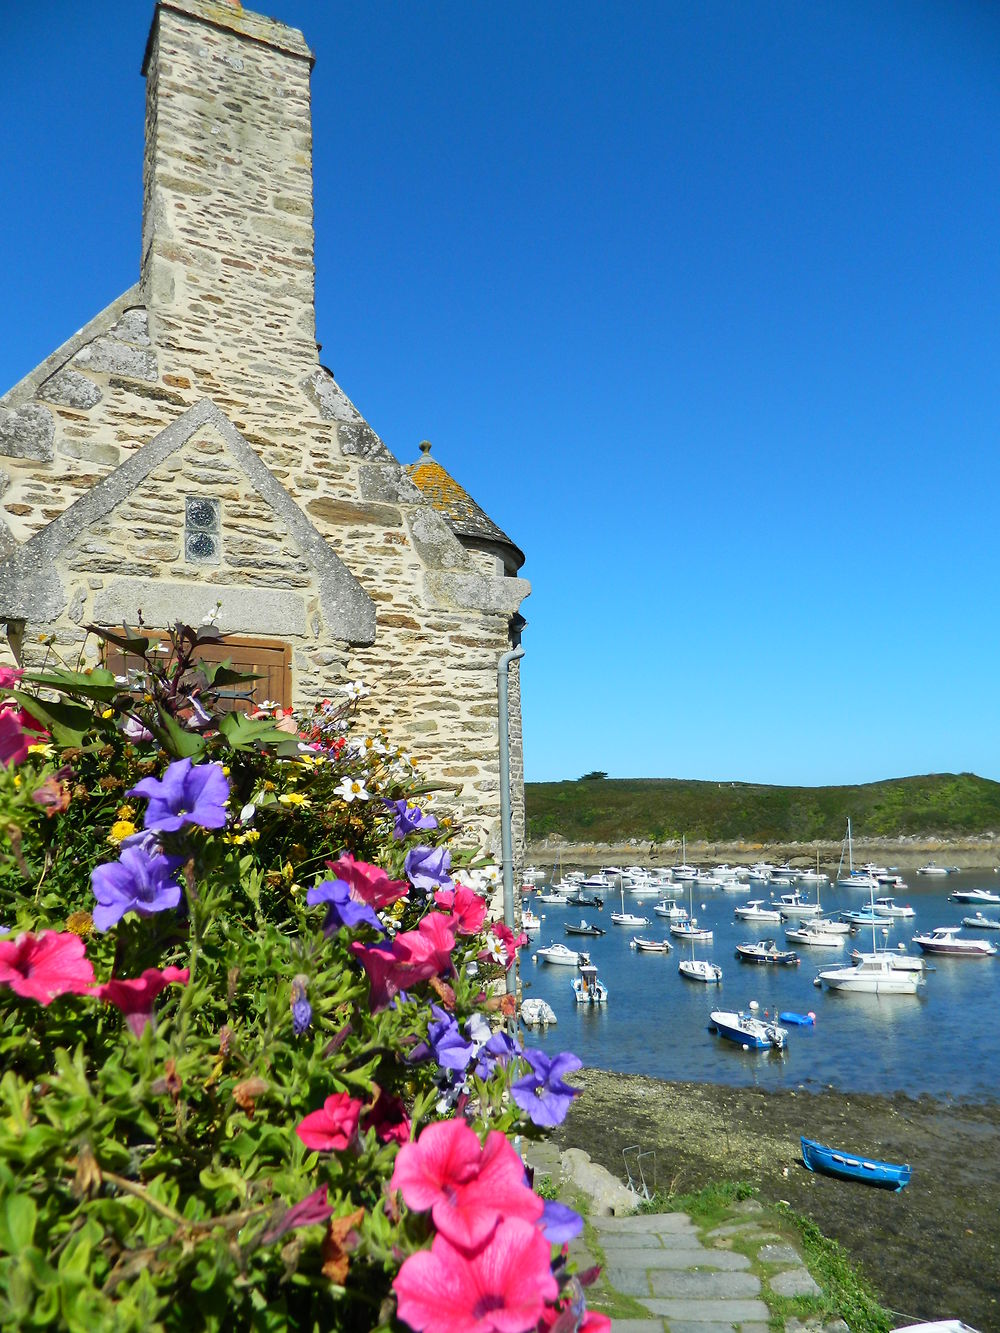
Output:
[521, 869, 1000, 1102]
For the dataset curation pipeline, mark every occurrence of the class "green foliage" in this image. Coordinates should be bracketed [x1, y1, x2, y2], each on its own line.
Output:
[527, 773, 1000, 843]
[0, 623, 553, 1331]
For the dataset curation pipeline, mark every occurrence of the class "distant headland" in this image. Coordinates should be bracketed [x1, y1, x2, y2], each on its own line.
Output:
[525, 771, 1000, 870]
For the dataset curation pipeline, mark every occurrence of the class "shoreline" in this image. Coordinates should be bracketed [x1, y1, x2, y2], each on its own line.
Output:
[527, 836, 1000, 873]
[554, 1069, 1000, 1331]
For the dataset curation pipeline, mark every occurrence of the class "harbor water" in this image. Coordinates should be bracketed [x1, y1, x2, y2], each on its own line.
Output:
[520, 869, 1000, 1101]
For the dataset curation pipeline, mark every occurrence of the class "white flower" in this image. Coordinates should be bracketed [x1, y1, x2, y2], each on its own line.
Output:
[334, 776, 369, 803]
[482, 931, 505, 965]
[239, 803, 256, 825]
[200, 604, 221, 626]
[362, 735, 387, 756]
[341, 680, 370, 701]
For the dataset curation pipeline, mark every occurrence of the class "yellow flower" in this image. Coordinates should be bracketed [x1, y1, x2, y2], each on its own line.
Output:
[65, 911, 94, 938]
[278, 792, 310, 808]
[116, 803, 135, 820]
[108, 819, 137, 845]
[222, 766, 231, 776]
[245, 829, 260, 843]
[263, 781, 276, 792]
[27, 742, 54, 759]
[101, 708, 114, 719]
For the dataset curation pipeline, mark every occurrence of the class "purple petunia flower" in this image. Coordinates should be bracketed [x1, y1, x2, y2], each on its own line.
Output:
[385, 797, 439, 841]
[292, 998, 312, 1034]
[129, 757, 230, 833]
[475, 1027, 522, 1080]
[511, 1049, 583, 1129]
[540, 1200, 584, 1245]
[426, 1004, 475, 1072]
[91, 845, 183, 932]
[306, 878, 384, 935]
[404, 844, 453, 893]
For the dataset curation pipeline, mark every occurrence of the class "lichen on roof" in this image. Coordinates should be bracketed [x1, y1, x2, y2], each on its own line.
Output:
[405, 442, 524, 569]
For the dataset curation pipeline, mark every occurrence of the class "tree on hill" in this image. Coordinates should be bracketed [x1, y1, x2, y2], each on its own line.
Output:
[579, 770, 608, 780]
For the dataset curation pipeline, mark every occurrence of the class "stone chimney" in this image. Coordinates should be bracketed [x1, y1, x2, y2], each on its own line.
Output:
[140, 0, 318, 379]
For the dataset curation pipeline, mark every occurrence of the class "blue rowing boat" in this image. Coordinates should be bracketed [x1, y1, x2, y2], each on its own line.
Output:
[800, 1136, 911, 1191]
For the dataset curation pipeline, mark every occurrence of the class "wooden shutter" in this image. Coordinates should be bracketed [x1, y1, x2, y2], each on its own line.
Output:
[104, 635, 292, 714]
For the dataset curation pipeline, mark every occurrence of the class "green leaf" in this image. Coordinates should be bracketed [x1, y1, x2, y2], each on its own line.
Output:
[201, 661, 260, 689]
[85, 624, 151, 656]
[2, 1194, 37, 1251]
[20, 667, 121, 704]
[11, 692, 94, 747]
[148, 711, 206, 760]
[217, 712, 290, 752]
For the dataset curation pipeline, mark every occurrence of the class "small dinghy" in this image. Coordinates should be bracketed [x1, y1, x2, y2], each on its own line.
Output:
[631, 935, 672, 953]
[520, 998, 557, 1027]
[779, 1011, 815, 1025]
[735, 939, 800, 966]
[800, 1136, 911, 1191]
[565, 919, 605, 937]
[962, 913, 1000, 931]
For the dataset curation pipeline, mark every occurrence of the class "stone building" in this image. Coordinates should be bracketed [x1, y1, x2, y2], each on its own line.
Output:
[0, 0, 529, 862]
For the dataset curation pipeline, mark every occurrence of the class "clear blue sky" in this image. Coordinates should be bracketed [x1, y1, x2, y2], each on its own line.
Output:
[3, 2, 1000, 786]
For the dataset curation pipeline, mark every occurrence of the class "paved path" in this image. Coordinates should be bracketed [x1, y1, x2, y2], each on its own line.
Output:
[523, 1142, 844, 1333]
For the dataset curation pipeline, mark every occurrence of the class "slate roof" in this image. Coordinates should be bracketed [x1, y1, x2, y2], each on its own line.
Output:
[404, 443, 524, 571]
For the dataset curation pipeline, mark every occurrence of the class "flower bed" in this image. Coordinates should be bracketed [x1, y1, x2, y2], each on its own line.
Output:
[0, 620, 605, 1332]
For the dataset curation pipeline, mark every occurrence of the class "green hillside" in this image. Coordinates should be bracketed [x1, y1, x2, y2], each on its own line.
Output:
[525, 773, 1000, 844]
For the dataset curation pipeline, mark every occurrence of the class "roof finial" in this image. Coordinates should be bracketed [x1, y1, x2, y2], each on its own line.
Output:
[419, 440, 432, 455]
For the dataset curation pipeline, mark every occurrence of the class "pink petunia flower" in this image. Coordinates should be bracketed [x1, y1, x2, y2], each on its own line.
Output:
[93, 965, 190, 1037]
[0, 931, 95, 1006]
[350, 941, 409, 1013]
[392, 912, 457, 984]
[296, 1092, 364, 1152]
[326, 853, 408, 909]
[0, 711, 32, 767]
[434, 885, 487, 936]
[391, 1119, 542, 1252]
[0, 667, 23, 690]
[393, 1216, 558, 1333]
[361, 1085, 411, 1146]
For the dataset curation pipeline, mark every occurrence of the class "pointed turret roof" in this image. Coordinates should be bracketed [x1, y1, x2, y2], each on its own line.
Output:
[404, 442, 524, 572]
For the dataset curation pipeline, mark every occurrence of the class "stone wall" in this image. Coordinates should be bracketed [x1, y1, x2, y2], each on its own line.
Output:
[0, 0, 530, 864]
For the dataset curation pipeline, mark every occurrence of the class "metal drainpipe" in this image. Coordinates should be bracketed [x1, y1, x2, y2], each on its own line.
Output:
[497, 644, 525, 1002]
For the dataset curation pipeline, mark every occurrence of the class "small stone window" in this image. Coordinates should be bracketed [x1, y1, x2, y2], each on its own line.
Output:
[185, 497, 221, 564]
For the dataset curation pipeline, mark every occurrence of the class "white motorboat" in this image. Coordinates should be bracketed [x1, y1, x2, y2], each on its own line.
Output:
[535, 942, 589, 966]
[653, 897, 688, 920]
[521, 908, 541, 935]
[572, 963, 608, 1004]
[537, 890, 569, 905]
[679, 957, 723, 983]
[784, 922, 845, 947]
[911, 926, 998, 957]
[849, 946, 924, 972]
[671, 920, 713, 941]
[877, 873, 908, 890]
[733, 899, 782, 923]
[815, 954, 922, 994]
[917, 863, 952, 876]
[949, 888, 1000, 905]
[710, 864, 740, 881]
[520, 998, 557, 1027]
[777, 890, 822, 919]
[747, 862, 775, 883]
[872, 897, 916, 919]
[811, 916, 851, 934]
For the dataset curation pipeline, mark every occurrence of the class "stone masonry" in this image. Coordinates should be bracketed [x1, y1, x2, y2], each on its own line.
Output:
[0, 0, 529, 865]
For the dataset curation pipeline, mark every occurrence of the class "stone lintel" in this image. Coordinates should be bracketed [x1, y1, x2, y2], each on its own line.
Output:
[93, 579, 306, 638]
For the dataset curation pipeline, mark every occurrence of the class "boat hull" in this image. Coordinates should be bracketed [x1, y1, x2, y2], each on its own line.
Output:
[800, 1136, 911, 1191]
[678, 959, 722, 983]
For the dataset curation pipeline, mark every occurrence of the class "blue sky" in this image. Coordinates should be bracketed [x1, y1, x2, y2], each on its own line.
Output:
[3, 2, 1000, 786]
